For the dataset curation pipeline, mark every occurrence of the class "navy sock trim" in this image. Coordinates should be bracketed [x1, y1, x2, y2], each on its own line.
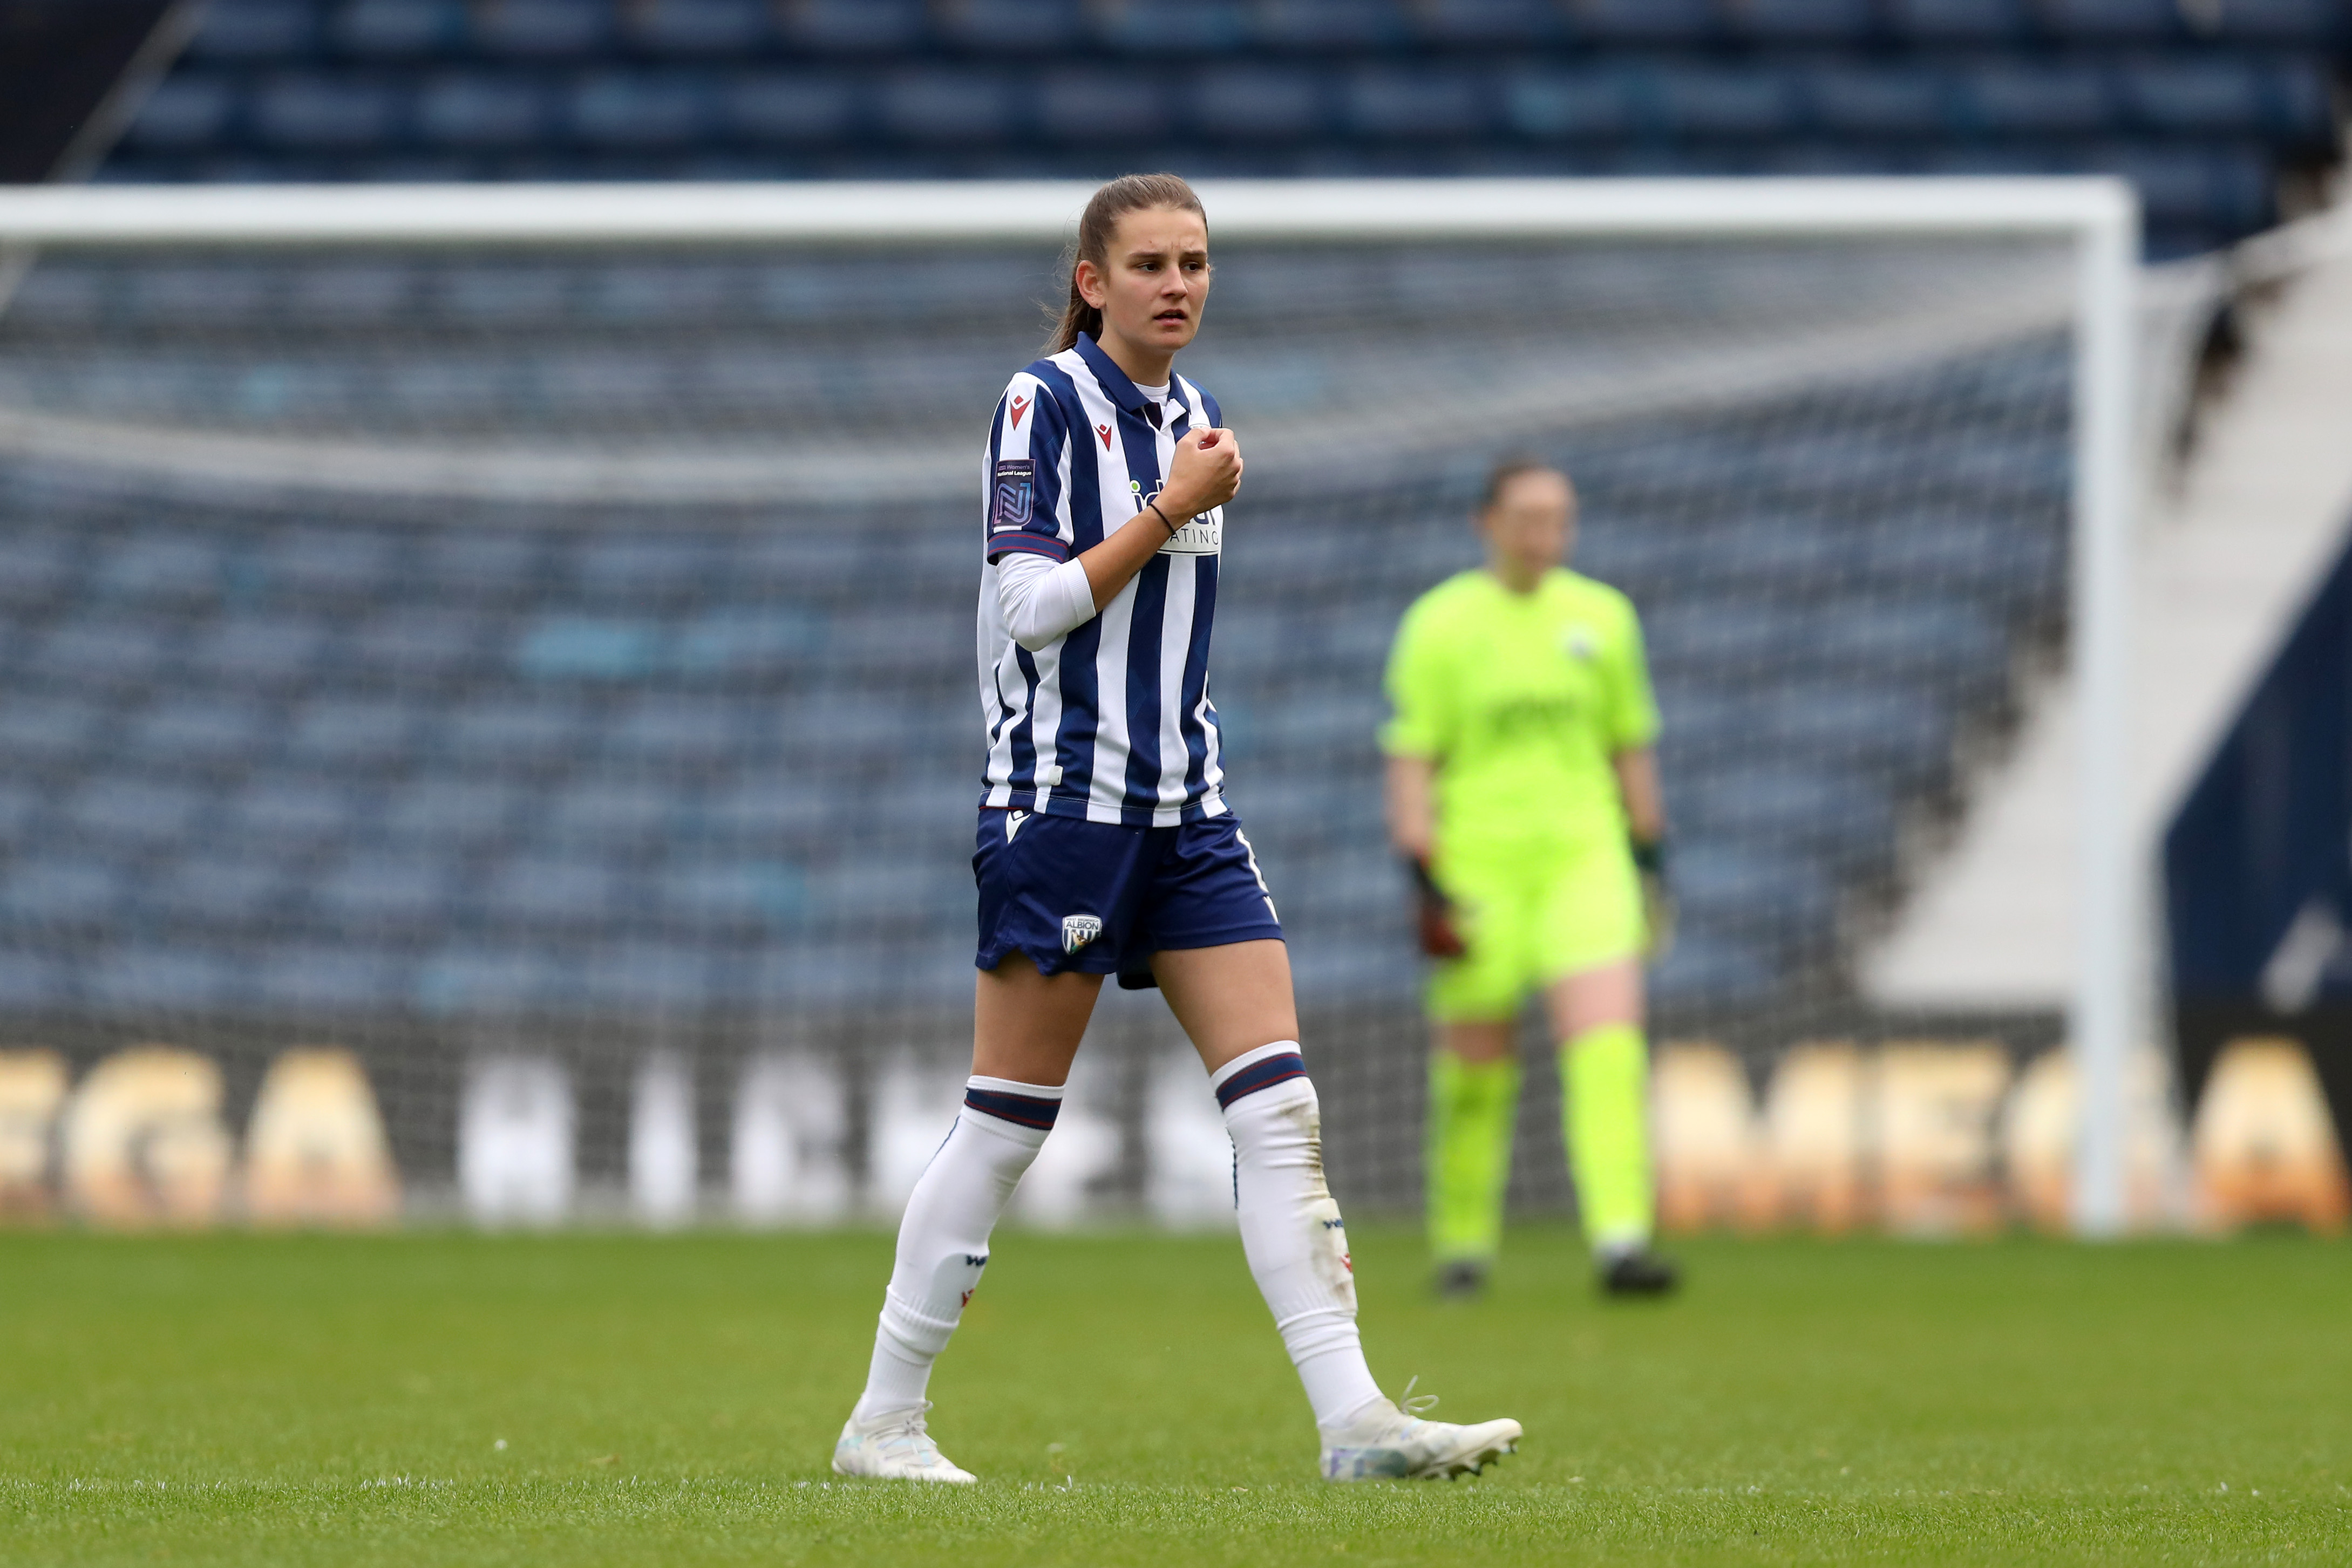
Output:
[964, 1086, 1062, 1130]
[1214, 1051, 1308, 1110]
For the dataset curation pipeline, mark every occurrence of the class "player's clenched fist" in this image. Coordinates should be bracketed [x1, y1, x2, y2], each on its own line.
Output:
[1160, 426, 1243, 520]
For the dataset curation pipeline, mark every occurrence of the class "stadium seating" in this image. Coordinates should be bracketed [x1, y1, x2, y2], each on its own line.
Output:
[96, 0, 2351, 255]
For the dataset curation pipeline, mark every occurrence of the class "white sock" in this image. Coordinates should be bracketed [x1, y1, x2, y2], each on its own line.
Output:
[852, 1074, 1060, 1424]
[1213, 1042, 1389, 1437]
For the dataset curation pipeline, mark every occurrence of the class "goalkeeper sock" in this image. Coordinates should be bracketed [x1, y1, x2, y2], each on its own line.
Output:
[1426, 1051, 1520, 1264]
[1214, 1042, 1388, 1436]
[1560, 1024, 1656, 1259]
[853, 1075, 1059, 1423]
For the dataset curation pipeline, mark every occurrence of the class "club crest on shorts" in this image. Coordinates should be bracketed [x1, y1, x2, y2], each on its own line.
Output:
[1061, 913, 1103, 953]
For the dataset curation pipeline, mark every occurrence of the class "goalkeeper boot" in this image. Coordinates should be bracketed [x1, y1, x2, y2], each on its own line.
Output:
[1433, 1259, 1489, 1302]
[831, 1403, 977, 1484]
[1598, 1246, 1680, 1298]
[1320, 1387, 1521, 1482]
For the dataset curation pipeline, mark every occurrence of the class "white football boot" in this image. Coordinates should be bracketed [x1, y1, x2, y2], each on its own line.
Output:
[831, 1403, 977, 1484]
[1319, 1386, 1521, 1482]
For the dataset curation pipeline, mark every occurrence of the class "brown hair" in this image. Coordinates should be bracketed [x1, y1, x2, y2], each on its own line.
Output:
[1044, 173, 1207, 356]
[1479, 455, 1566, 513]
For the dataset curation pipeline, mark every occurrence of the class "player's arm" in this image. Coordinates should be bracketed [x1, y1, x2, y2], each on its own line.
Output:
[1079, 426, 1241, 609]
[1382, 604, 1465, 959]
[1385, 753, 1438, 864]
[1605, 596, 1671, 949]
[1613, 747, 1664, 845]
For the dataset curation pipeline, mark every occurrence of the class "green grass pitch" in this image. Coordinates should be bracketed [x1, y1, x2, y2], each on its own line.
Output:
[2, 1224, 2346, 1565]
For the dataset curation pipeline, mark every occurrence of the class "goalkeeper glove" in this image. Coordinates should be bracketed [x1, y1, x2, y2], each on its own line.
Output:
[1632, 836, 1675, 960]
[1405, 856, 1467, 960]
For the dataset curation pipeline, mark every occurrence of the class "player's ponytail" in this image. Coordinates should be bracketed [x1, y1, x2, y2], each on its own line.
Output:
[1044, 172, 1206, 356]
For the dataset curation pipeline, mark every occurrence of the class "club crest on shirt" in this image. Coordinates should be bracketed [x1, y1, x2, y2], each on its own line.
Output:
[1061, 913, 1103, 953]
[1562, 624, 1598, 660]
[990, 459, 1034, 531]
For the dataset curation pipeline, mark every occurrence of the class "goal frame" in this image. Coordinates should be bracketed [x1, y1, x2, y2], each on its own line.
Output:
[0, 175, 2143, 1235]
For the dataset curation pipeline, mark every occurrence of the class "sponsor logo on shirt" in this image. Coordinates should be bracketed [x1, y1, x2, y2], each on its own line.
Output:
[1157, 506, 1222, 557]
[1061, 913, 1103, 953]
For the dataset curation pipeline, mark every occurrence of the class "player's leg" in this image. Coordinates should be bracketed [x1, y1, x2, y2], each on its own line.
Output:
[1421, 858, 1535, 1297]
[837, 810, 1133, 1482]
[1539, 846, 1677, 1296]
[1154, 937, 1521, 1480]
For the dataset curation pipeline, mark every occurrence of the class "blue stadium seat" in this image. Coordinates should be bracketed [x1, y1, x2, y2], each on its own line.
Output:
[697, 778, 834, 844]
[0, 952, 67, 1010]
[312, 851, 454, 930]
[1644, 65, 1800, 139]
[468, 0, 616, 57]
[187, 614, 335, 689]
[1650, 928, 1780, 1005]
[1036, 70, 1177, 141]
[874, 70, 1013, 144]
[125, 697, 273, 771]
[254, 946, 406, 1011]
[2115, 58, 2269, 136]
[87, 949, 246, 1010]
[380, 776, 523, 847]
[667, 605, 826, 678]
[1255, 0, 1415, 49]
[1805, 64, 1950, 138]
[330, 0, 467, 57]
[515, 615, 661, 680]
[1744, 681, 1954, 782]
[1581, 0, 1721, 45]
[0, 696, 100, 771]
[416, 529, 553, 599]
[346, 609, 489, 683]
[1098, 0, 1255, 52]
[413, 945, 567, 1011]
[579, 942, 716, 1008]
[1415, 0, 1574, 45]
[1645, 598, 1790, 680]
[144, 852, 288, 928]
[121, 77, 240, 151]
[27, 619, 176, 691]
[0, 530, 81, 610]
[1683, 766, 1899, 867]
[1735, 0, 1879, 41]
[784, 0, 930, 53]
[2085, 142, 2273, 231]
[1953, 62, 2116, 135]
[600, 696, 760, 771]
[1340, 67, 1498, 139]
[284, 698, 419, 768]
[808, 859, 962, 928]
[248, 73, 407, 149]
[2213, 0, 2345, 43]
[657, 857, 810, 933]
[2041, 0, 2185, 39]
[720, 73, 864, 145]
[569, 72, 718, 148]
[0, 856, 124, 925]
[1672, 841, 1838, 949]
[266, 528, 401, 603]
[628, 0, 778, 55]
[936, 0, 1091, 51]
[1884, 0, 2031, 40]
[439, 697, 590, 769]
[543, 778, 679, 843]
[480, 853, 627, 928]
[1865, 513, 2063, 609]
[186, 0, 321, 60]
[64, 777, 209, 850]
[414, 73, 552, 147]
[221, 776, 362, 850]
[569, 533, 724, 600]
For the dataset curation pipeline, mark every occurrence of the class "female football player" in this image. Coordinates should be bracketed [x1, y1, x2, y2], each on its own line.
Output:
[832, 174, 1521, 1484]
[1383, 459, 1680, 1300]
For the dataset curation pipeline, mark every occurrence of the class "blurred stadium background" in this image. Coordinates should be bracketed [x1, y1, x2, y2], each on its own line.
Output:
[0, 0, 2348, 1237]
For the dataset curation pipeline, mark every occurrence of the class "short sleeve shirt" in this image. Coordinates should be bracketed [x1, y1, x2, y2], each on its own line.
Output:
[1382, 568, 1657, 852]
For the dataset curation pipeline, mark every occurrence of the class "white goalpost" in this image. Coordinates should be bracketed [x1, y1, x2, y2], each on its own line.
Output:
[0, 178, 2142, 1234]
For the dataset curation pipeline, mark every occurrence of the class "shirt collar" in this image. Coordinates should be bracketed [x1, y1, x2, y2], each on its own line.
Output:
[1075, 332, 1165, 418]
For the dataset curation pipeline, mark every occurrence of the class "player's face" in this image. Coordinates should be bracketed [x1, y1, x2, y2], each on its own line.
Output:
[1480, 470, 1576, 575]
[1077, 207, 1213, 362]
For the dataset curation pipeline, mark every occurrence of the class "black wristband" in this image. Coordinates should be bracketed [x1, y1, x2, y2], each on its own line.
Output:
[1630, 836, 1668, 877]
[1146, 501, 1181, 539]
[1405, 855, 1445, 902]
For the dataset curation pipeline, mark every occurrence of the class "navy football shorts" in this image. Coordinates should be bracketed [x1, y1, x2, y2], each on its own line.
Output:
[974, 807, 1284, 990]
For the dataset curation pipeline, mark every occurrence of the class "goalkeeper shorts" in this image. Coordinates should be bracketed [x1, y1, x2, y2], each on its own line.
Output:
[974, 807, 1284, 991]
[1426, 836, 1645, 1022]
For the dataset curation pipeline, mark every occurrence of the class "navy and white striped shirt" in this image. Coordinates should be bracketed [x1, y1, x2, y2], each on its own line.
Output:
[976, 332, 1228, 828]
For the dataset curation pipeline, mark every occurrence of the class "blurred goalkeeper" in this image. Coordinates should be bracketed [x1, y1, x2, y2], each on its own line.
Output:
[1381, 457, 1678, 1300]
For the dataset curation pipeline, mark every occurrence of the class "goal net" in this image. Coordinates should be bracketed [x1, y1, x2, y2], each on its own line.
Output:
[0, 180, 2150, 1232]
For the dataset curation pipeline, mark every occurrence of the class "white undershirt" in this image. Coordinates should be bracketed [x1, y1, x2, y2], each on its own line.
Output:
[996, 383, 1178, 652]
